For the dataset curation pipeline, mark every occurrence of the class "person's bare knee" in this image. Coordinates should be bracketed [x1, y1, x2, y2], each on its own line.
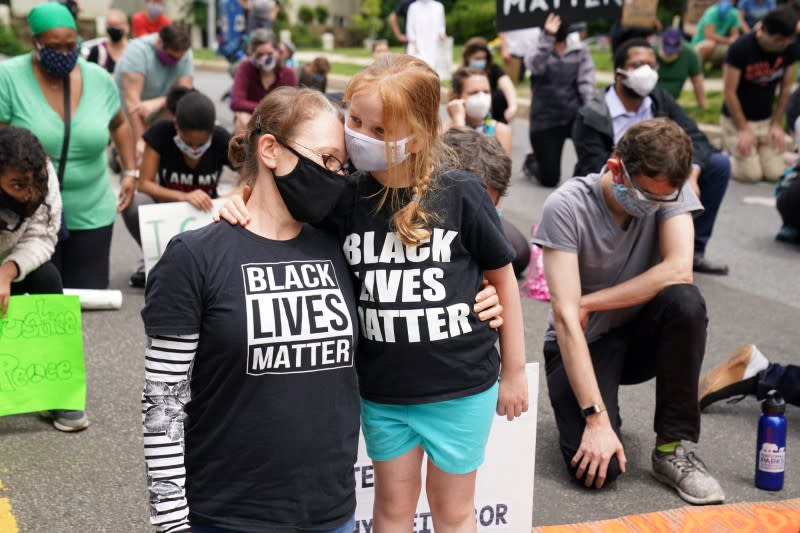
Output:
[426, 460, 478, 533]
[373, 448, 424, 531]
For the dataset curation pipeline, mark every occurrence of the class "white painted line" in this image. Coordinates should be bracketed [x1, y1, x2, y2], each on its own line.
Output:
[742, 196, 776, 207]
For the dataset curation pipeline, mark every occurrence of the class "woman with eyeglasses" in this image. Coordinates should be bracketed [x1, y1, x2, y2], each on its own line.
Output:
[122, 90, 235, 287]
[0, 3, 136, 290]
[141, 87, 360, 533]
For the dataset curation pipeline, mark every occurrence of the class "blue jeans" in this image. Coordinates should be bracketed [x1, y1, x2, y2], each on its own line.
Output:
[191, 516, 356, 533]
[757, 364, 800, 407]
[695, 151, 731, 256]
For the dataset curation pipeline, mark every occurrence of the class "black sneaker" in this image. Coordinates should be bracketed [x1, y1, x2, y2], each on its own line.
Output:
[129, 268, 146, 288]
[522, 153, 539, 182]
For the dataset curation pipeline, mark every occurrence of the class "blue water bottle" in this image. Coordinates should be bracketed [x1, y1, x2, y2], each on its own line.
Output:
[755, 390, 787, 491]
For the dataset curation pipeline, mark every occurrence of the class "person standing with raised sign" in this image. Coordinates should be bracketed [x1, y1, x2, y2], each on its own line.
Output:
[524, 13, 595, 187]
[536, 118, 725, 505]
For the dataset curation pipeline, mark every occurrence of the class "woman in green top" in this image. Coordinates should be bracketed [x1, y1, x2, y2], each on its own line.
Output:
[0, 3, 136, 289]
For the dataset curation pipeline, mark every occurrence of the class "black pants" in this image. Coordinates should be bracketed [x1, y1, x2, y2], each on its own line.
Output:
[52, 224, 113, 289]
[543, 284, 707, 485]
[777, 178, 800, 228]
[529, 122, 572, 187]
[10, 261, 63, 295]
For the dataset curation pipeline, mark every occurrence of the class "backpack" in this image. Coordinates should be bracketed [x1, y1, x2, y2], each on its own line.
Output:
[520, 223, 550, 301]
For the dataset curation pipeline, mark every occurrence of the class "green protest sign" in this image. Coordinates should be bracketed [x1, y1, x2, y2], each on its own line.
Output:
[0, 295, 86, 416]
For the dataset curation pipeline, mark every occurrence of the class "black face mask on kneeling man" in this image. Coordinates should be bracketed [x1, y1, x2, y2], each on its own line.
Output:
[273, 147, 348, 225]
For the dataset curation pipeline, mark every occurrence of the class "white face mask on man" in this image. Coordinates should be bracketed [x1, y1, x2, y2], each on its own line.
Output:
[617, 65, 659, 97]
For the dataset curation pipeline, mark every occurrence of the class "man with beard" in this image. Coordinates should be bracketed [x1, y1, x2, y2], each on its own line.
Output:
[572, 38, 731, 276]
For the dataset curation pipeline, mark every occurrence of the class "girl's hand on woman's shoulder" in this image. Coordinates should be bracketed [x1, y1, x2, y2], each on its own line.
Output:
[214, 185, 252, 226]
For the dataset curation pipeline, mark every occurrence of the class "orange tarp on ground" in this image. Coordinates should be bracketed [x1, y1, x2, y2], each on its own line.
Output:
[533, 498, 800, 533]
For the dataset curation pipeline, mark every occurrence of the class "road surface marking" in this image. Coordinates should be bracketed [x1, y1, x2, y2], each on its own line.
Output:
[0, 480, 18, 533]
[743, 196, 777, 207]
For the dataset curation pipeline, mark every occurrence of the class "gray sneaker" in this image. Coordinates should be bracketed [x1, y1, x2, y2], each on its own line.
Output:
[651, 445, 725, 505]
[39, 410, 90, 432]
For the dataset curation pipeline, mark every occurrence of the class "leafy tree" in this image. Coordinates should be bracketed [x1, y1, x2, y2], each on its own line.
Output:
[298, 5, 314, 26]
[314, 5, 329, 25]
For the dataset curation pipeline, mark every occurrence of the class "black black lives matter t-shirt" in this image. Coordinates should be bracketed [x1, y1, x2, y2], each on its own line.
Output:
[143, 120, 233, 196]
[142, 222, 359, 532]
[328, 170, 515, 404]
[722, 33, 800, 121]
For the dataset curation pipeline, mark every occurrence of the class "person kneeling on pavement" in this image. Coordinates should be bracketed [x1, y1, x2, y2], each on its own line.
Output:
[572, 38, 731, 275]
[700, 344, 799, 410]
[535, 119, 725, 505]
[0, 126, 88, 432]
[122, 91, 235, 287]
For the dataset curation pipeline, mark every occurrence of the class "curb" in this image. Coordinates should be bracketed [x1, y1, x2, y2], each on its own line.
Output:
[195, 60, 725, 147]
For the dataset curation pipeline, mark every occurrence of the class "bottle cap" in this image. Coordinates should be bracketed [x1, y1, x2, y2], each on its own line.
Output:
[762, 389, 786, 415]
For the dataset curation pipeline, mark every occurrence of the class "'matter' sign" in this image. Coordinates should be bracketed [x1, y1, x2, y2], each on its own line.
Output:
[496, 0, 623, 32]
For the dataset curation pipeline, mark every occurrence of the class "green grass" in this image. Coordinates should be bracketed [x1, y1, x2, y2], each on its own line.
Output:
[193, 47, 218, 61]
[591, 50, 613, 72]
[679, 90, 722, 125]
[330, 62, 365, 77]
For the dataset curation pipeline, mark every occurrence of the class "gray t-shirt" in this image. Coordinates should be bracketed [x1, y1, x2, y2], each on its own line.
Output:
[534, 172, 703, 344]
[114, 33, 193, 104]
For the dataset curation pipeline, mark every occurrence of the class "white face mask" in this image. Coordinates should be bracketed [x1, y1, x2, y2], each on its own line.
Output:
[464, 92, 492, 121]
[344, 124, 412, 172]
[618, 65, 659, 97]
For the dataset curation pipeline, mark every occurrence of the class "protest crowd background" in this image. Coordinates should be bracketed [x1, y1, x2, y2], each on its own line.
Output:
[0, 0, 799, 531]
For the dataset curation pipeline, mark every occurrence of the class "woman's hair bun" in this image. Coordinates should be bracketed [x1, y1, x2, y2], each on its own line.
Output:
[228, 134, 248, 170]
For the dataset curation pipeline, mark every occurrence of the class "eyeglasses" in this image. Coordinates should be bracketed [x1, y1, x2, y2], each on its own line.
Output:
[620, 159, 680, 203]
[281, 138, 350, 175]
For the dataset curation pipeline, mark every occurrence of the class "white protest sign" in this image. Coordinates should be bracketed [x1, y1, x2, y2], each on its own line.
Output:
[353, 363, 538, 532]
[138, 199, 226, 276]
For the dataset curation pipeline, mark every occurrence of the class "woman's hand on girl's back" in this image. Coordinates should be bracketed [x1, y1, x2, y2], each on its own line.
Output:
[474, 280, 503, 329]
[213, 186, 252, 226]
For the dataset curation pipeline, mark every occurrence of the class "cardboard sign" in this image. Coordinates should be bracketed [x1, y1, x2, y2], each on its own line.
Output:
[496, 0, 623, 33]
[621, 0, 659, 28]
[0, 295, 86, 416]
[353, 363, 539, 531]
[139, 199, 226, 276]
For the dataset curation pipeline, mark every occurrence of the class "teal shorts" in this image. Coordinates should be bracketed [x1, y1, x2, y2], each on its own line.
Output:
[360, 382, 499, 475]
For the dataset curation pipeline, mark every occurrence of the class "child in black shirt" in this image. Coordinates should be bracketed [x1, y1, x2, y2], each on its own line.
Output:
[122, 91, 235, 287]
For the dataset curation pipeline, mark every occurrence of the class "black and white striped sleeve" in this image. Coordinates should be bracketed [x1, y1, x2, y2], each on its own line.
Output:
[143, 333, 198, 533]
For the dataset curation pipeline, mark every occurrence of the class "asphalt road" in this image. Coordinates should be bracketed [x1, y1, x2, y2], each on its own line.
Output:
[0, 70, 798, 532]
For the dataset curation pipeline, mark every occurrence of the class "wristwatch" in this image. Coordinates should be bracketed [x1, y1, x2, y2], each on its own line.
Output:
[123, 169, 140, 179]
[580, 402, 606, 418]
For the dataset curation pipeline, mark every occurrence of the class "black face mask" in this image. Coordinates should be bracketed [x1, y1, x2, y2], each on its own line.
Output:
[107, 27, 125, 43]
[0, 188, 41, 232]
[273, 148, 349, 225]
